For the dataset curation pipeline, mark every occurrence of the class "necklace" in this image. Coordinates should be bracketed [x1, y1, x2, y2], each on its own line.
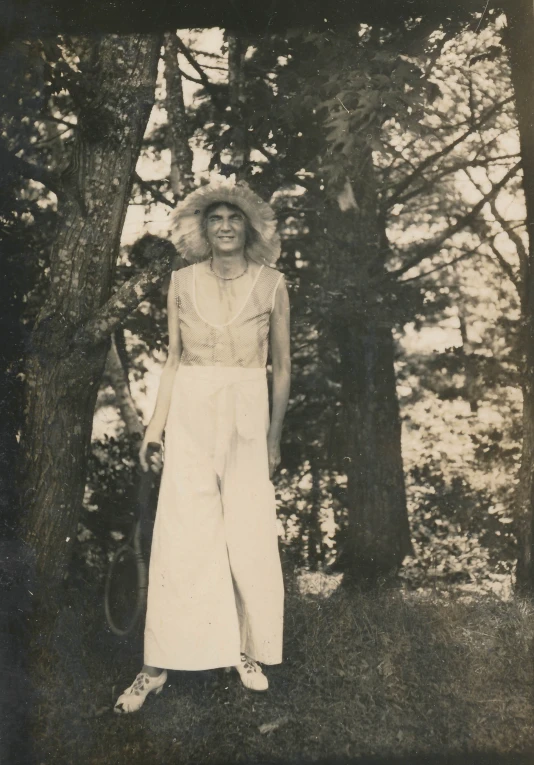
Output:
[210, 257, 249, 281]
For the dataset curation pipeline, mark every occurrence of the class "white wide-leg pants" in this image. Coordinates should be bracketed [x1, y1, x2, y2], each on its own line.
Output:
[144, 365, 284, 671]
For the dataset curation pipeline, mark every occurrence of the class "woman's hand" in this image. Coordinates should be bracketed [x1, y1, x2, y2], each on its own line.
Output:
[267, 432, 281, 479]
[139, 429, 163, 473]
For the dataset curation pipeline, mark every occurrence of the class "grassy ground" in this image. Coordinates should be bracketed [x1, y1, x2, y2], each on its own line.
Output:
[32, 575, 534, 765]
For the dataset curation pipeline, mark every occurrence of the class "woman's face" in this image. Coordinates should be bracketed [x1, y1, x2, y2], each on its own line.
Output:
[205, 204, 247, 256]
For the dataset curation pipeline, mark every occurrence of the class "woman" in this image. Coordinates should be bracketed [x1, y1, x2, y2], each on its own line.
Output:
[114, 178, 290, 713]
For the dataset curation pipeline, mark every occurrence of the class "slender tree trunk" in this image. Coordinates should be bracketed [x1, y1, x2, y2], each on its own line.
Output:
[105, 333, 144, 437]
[163, 32, 195, 200]
[307, 459, 324, 570]
[327, 152, 412, 583]
[226, 32, 249, 177]
[19, 34, 161, 592]
[458, 311, 479, 413]
[505, 1, 534, 592]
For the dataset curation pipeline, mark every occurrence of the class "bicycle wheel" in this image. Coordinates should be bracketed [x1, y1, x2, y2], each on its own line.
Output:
[104, 544, 147, 636]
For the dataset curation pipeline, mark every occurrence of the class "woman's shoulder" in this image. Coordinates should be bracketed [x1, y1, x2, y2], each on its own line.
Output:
[171, 264, 196, 306]
[258, 264, 284, 284]
[172, 263, 196, 282]
[255, 265, 286, 312]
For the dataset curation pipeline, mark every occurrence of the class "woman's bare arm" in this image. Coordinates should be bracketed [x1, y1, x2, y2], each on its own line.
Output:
[140, 273, 182, 470]
[268, 275, 291, 478]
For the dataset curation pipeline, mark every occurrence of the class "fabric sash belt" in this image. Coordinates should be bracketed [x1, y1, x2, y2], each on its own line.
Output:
[176, 365, 268, 477]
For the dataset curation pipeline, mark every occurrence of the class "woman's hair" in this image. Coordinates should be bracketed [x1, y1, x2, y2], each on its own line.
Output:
[201, 201, 259, 250]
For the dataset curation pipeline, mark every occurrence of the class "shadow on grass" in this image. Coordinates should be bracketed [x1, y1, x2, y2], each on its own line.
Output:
[6, 570, 534, 765]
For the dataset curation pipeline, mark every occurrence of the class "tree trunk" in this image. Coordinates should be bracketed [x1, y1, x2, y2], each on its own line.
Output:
[226, 32, 249, 177]
[19, 34, 161, 591]
[327, 151, 412, 583]
[163, 32, 195, 200]
[105, 333, 144, 437]
[104, 35, 191, 433]
[505, 1, 534, 592]
[458, 311, 479, 413]
[334, 314, 413, 582]
[307, 459, 324, 570]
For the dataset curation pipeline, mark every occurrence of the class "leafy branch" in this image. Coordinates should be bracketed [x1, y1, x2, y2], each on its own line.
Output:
[133, 172, 175, 209]
[73, 239, 182, 349]
[398, 224, 526, 284]
[466, 166, 525, 294]
[390, 153, 520, 210]
[39, 115, 78, 130]
[0, 142, 62, 196]
[386, 160, 522, 280]
[383, 95, 515, 213]
[487, 239, 520, 291]
[175, 34, 226, 111]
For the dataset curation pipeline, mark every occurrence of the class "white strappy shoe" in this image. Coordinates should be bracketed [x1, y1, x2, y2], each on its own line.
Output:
[235, 653, 269, 692]
[114, 670, 167, 714]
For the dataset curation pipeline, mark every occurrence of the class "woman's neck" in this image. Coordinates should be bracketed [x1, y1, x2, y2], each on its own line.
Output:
[210, 251, 248, 278]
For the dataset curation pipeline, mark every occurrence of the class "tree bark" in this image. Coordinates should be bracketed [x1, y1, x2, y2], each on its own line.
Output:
[334, 313, 413, 582]
[307, 459, 324, 570]
[163, 32, 195, 200]
[327, 152, 413, 583]
[105, 333, 144, 437]
[19, 34, 161, 590]
[505, 1, 534, 592]
[225, 32, 249, 177]
[458, 311, 479, 413]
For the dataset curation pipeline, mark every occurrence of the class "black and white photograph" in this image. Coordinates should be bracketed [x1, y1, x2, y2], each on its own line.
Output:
[2, 1, 534, 763]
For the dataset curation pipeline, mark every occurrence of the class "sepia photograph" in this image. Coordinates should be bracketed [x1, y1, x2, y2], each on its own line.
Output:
[1, 1, 534, 763]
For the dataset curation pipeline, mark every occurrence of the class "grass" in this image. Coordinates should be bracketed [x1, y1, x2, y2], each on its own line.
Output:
[30, 574, 534, 764]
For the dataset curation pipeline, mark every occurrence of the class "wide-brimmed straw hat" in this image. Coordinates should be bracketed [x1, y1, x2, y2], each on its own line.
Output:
[169, 176, 281, 266]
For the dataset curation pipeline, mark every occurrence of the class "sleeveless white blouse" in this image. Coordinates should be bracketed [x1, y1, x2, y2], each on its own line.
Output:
[172, 263, 284, 368]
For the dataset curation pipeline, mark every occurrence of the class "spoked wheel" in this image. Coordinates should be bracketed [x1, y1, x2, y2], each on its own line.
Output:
[104, 545, 147, 636]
